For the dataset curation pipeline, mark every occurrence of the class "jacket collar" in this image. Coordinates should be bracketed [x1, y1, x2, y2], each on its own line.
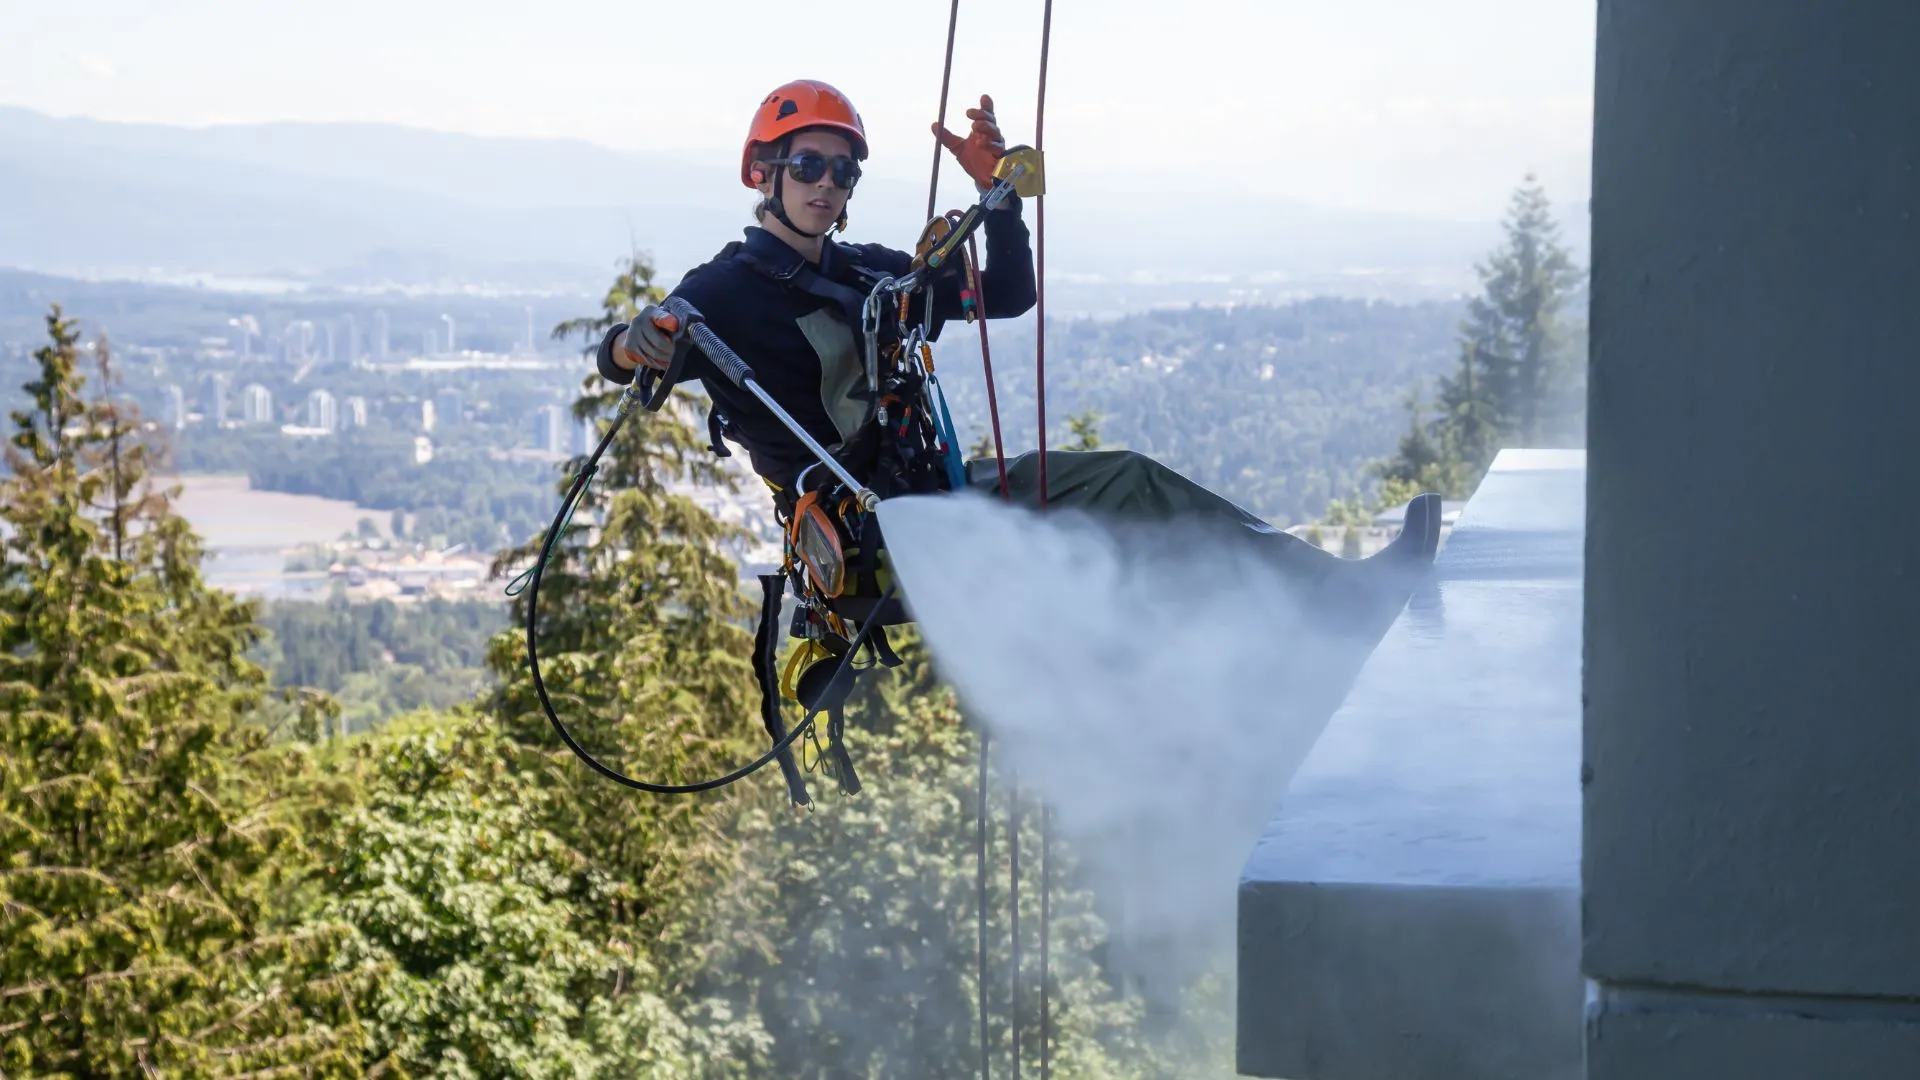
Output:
[741, 225, 846, 281]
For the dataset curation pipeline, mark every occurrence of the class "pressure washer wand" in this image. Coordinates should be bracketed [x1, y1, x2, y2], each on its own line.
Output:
[658, 296, 880, 512]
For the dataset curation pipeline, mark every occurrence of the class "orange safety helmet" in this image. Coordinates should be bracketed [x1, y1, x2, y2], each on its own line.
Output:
[741, 79, 869, 189]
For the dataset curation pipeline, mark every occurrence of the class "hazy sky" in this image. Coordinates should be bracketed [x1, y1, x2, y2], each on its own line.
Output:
[3, 0, 1596, 221]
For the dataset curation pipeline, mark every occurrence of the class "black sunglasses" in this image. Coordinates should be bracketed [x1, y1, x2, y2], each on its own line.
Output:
[766, 151, 862, 190]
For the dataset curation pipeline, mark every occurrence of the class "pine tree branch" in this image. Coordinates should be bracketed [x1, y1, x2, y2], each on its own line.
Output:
[0, 809, 50, 845]
[187, 986, 284, 1043]
[0, 864, 120, 888]
[189, 1023, 361, 1071]
[114, 669, 203, 705]
[13, 771, 107, 799]
[182, 853, 241, 927]
[0, 898, 48, 925]
[202, 921, 345, 972]
[0, 976, 53, 999]
[0, 961, 198, 1001]
[0, 1010, 60, 1038]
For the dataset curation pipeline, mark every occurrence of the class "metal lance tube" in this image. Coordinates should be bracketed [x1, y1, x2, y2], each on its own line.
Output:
[660, 296, 879, 511]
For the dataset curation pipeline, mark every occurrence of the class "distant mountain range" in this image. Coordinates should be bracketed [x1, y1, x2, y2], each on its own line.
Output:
[0, 106, 1589, 301]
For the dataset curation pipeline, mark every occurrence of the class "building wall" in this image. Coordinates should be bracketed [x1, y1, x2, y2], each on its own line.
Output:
[1585, 1, 1920, 1075]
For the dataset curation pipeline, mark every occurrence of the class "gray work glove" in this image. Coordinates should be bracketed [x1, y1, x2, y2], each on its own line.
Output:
[619, 304, 681, 371]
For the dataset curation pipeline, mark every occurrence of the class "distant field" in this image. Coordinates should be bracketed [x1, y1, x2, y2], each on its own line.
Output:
[161, 472, 387, 552]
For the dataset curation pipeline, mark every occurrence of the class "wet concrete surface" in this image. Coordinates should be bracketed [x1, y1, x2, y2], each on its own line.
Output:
[1237, 448, 1585, 1080]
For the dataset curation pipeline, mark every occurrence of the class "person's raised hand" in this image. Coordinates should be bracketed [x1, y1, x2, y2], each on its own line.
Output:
[931, 93, 1008, 191]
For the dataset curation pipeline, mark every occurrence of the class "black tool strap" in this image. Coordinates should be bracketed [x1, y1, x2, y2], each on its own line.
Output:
[753, 573, 811, 806]
[868, 624, 903, 669]
[705, 405, 732, 457]
[825, 703, 862, 796]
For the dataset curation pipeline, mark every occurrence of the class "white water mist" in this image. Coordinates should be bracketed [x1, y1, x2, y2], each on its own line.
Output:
[876, 490, 1399, 996]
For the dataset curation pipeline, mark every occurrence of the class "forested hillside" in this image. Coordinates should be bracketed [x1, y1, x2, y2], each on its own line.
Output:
[250, 596, 509, 732]
[934, 297, 1465, 524]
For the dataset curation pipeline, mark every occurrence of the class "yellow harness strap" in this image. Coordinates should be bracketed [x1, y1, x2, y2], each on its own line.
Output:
[779, 638, 837, 703]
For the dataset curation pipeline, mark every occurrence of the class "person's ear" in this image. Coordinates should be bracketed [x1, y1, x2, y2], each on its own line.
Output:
[750, 161, 778, 200]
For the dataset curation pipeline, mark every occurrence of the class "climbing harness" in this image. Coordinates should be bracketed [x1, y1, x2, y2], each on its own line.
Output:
[514, 367, 898, 796]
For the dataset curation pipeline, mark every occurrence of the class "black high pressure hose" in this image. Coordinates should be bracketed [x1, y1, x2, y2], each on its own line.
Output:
[517, 383, 891, 796]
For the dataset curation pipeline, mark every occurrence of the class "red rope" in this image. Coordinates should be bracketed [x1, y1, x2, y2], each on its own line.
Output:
[923, 9, 1052, 1077]
[1034, 0, 1053, 512]
[1032, 5, 1055, 1078]
[966, 232, 1011, 498]
[924, 15, 1003, 1080]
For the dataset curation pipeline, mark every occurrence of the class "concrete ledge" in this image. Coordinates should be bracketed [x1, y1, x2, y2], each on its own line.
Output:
[1237, 449, 1586, 1079]
[1586, 988, 1920, 1079]
[1240, 882, 1580, 1080]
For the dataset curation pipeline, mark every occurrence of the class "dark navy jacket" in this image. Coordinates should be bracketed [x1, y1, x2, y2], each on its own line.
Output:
[597, 199, 1036, 491]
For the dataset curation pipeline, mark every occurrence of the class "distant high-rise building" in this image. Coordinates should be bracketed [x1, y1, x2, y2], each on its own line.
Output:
[343, 395, 369, 430]
[200, 372, 229, 426]
[343, 314, 359, 364]
[241, 383, 273, 424]
[306, 389, 338, 432]
[420, 329, 435, 357]
[420, 399, 436, 433]
[284, 320, 314, 364]
[412, 435, 434, 465]
[434, 388, 462, 427]
[373, 310, 390, 361]
[164, 384, 187, 431]
[441, 314, 456, 355]
[535, 403, 568, 454]
[323, 322, 336, 364]
[574, 416, 595, 456]
[228, 316, 256, 361]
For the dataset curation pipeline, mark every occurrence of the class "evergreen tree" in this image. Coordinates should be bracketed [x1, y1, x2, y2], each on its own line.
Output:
[1060, 409, 1108, 452]
[1373, 174, 1586, 501]
[1468, 174, 1584, 446]
[1375, 387, 1444, 488]
[0, 307, 368, 1076]
[968, 430, 998, 462]
[1433, 340, 1503, 481]
[485, 251, 765, 1000]
[695, 690, 1162, 1080]
[313, 713, 766, 1078]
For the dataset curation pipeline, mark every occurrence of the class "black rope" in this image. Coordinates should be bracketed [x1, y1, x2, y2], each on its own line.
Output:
[1010, 765, 1021, 1076]
[923, 5, 992, 1077]
[1040, 803, 1051, 1078]
[1034, 2, 1056, 1073]
[516, 399, 892, 796]
[977, 729, 991, 1080]
[927, 0, 963, 223]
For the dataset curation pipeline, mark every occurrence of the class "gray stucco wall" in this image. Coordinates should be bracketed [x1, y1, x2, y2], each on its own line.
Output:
[1585, 0, 1920, 1072]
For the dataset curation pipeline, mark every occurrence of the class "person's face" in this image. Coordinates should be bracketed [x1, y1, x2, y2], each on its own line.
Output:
[757, 129, 859, 235]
